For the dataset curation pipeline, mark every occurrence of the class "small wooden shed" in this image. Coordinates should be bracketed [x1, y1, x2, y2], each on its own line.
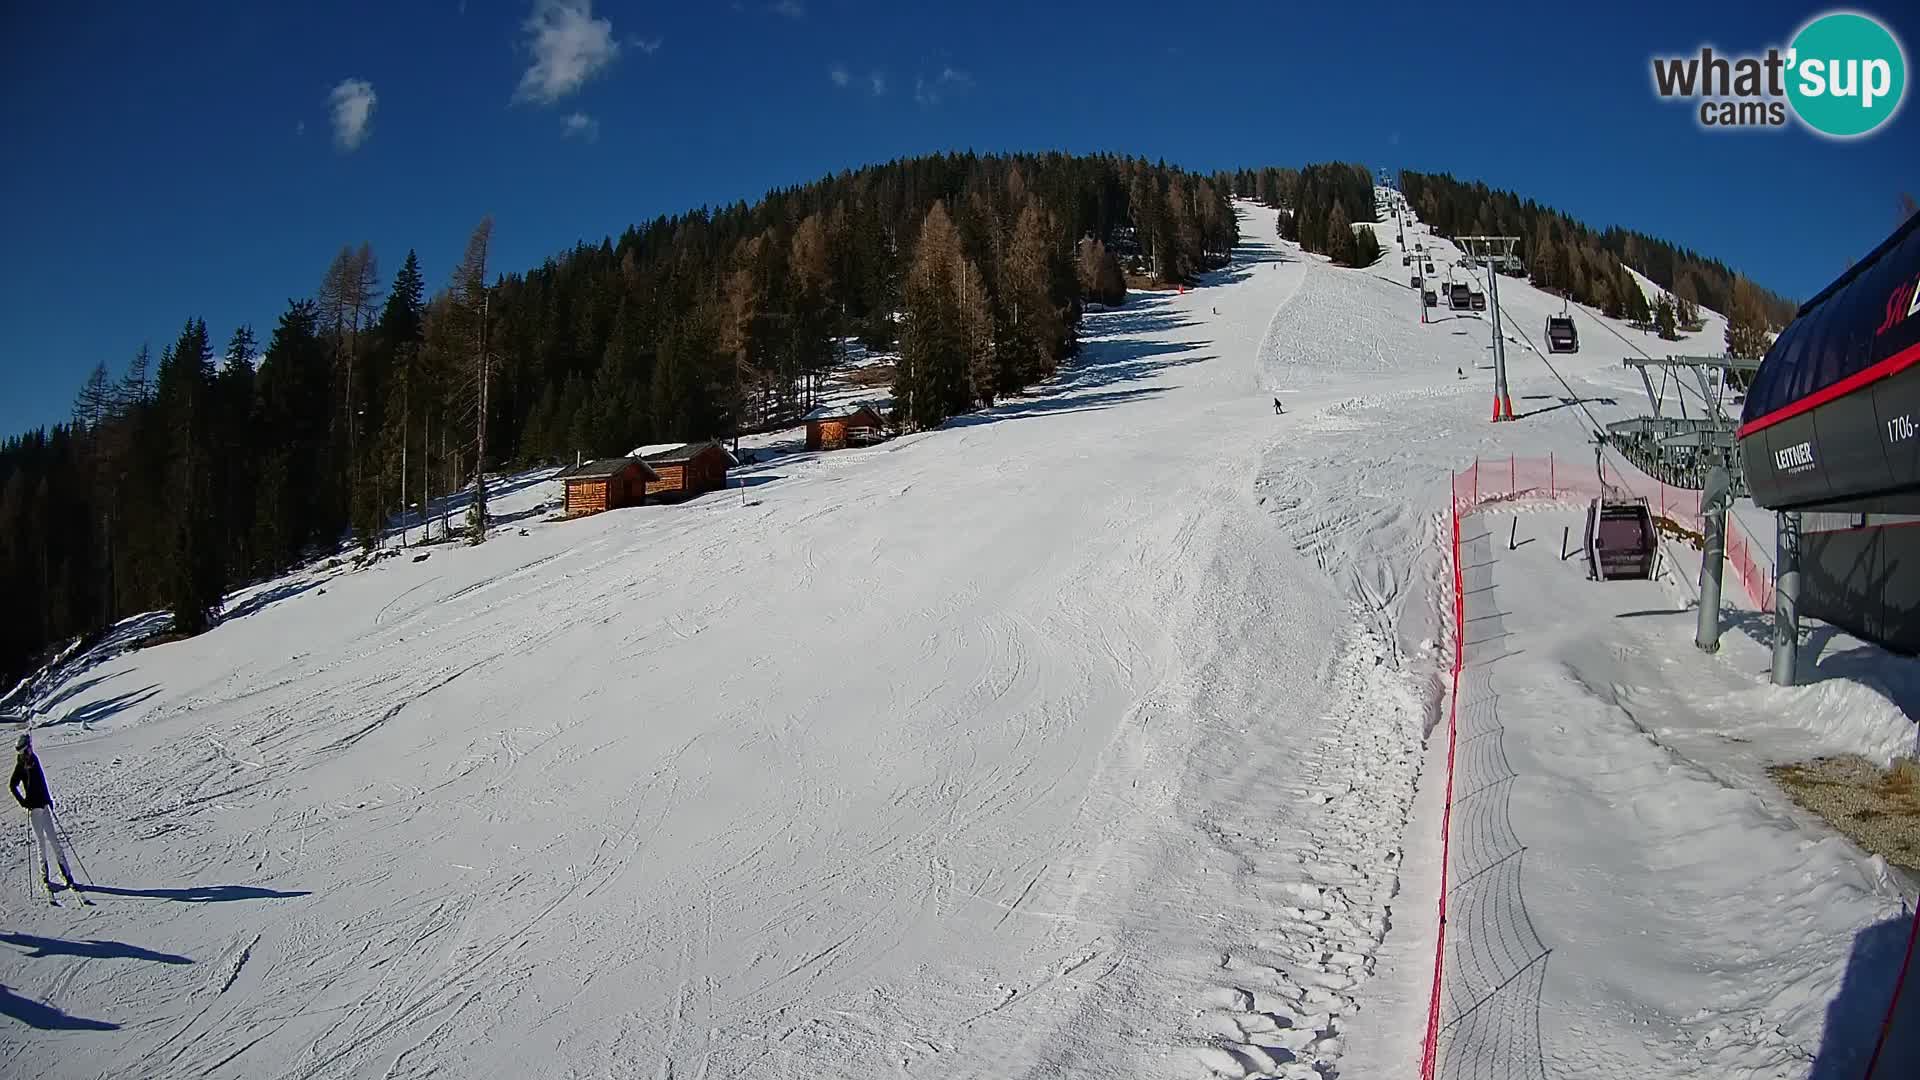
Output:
[639, 441, 736, 501]
[558, 457, 657, 518]
[804, 403, 887, 451]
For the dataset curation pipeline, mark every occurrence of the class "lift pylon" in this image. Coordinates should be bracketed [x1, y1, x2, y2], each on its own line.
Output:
[1456, 236, 1521, 421]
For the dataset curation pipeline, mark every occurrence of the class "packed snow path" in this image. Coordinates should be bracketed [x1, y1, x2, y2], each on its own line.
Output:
[1433, 508, 1919, 1080]
[2, 202, 1835, 1079]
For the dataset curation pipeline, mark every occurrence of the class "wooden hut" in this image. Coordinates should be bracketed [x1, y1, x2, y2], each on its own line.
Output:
[557, 457, 657, 518]
[803, 403, 887, 451]
[638, 441, 736, 500]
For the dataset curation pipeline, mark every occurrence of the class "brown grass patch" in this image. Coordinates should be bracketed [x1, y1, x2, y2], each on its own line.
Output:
[1654, 516, 1704, 550]
[1769, 754, 1920, 871]
[842, 362, 895, 390]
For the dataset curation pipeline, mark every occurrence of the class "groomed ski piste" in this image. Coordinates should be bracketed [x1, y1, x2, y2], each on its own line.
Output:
[3, 199, 1916, 1079]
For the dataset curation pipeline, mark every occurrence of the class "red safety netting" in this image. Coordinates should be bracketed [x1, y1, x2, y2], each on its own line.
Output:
[1421, 454, 1781, 1079]
[1418, 505, 1466, 1080]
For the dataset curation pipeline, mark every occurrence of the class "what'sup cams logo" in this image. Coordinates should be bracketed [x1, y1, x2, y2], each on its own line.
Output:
[1651, 10, 1907, 137]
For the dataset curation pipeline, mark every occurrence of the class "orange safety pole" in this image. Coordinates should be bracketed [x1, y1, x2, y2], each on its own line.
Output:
[1549, 453, 1555, 498]
[1510, 455, 1516, 497]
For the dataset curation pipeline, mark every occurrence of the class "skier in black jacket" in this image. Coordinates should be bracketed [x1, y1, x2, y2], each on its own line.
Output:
[12, 733, 75, 892]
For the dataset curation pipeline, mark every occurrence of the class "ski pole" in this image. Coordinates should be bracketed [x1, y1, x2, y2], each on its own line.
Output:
[50, 806, 92, 887]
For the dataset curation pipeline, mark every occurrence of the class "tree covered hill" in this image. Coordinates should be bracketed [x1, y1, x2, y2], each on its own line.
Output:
[0, 151, 1797, 686]
[0, 152, 1235, 686]
[1398, 170, 1799, 331]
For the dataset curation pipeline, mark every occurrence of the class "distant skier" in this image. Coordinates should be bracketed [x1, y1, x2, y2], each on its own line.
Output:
[1273, 397, 1285, 415]
[1457, 367, 1465, 379]
[12, 733, 76, 894]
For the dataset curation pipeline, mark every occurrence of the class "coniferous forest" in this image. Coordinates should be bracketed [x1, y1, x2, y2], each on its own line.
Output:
[0, 152, 1239, 685]
[0, 152, 1803, 685]
[1397, 170, 1798, 341]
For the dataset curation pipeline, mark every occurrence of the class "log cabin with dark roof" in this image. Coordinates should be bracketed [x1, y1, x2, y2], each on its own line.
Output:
[803, 402, 888, 451]
[556, 457, 657, 518]
[638, 441, 735, 501]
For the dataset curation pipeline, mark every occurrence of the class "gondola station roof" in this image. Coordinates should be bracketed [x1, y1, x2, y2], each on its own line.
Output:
[1739, 213, 1920, 512]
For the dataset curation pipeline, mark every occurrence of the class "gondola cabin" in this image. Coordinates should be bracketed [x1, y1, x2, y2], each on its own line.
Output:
[1423, 289, 1438, 307]
[1545, 315, 1578, 353]
[1450, 282, 1471, 309]
[1738, 212, 1920, 653]
[1412, 274, 1423, 289]
[1469, 288, 1486, 311]
[1584, 497, 1658, 580]
[558, 457, 657, 518]
[637, 441, 737, 501]
[803, 403, 887, 451]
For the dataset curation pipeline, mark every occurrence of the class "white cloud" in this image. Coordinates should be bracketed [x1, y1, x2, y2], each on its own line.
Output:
[771, 0, 805, 17]
[328, 78, 377, 151]
[870, 71, 887, 96]
[830, 64, 850, 88]
[562, 112, 600, 141]
[914, 67, 971, 106]
[633, 36, 663, 55]
[515, 0, 619, 105]
[296, 120, 306, 136]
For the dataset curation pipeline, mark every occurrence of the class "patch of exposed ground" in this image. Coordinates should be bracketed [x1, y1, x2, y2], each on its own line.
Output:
[1770, 755, 1920, 871]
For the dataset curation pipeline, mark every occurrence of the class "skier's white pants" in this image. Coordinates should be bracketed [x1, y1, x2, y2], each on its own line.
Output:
[29, 807, 72, 883]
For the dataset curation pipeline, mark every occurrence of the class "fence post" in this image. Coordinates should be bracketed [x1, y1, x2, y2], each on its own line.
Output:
[1473, 458, 1479, 505]
[1510, 454, 1516, 496]
[1549, 453, 1555, 498]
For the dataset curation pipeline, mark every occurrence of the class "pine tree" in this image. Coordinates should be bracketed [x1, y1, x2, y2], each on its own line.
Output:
[214, 327, 257, 577]
[1725, 276, 1772, 359]
[253, 300, 331, 570]
[154, 319, 224, 635]
[1326, 202, 1356, 265]
[1000, 201, 1066, 390]
[447, 218, 494, 545]
[118, 345, 152, 409]
[1076, 238, 1126, 306]
[72, 363, 113, 431]
[1130, 173, 1164, 280]
[1530, 223, 1558, 290]
[898, 201, 976, 428]
[789, 215, 838, 409]
[1672, 274, 1702, 329]
[373, 251, 426, 543]
[1352, 225, 1380, 268]
[1618, 267, 1650, 325]
[1655, 294, 1679, 341]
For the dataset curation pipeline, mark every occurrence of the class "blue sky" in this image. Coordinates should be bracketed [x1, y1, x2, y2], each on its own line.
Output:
[2, 0, 1915, 435]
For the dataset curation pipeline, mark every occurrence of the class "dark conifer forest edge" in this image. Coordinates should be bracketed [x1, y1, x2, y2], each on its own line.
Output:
[0, 153, 1789, 685]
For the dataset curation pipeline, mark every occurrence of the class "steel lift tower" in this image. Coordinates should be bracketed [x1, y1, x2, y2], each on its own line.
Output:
[1456, 236, 1522, 421]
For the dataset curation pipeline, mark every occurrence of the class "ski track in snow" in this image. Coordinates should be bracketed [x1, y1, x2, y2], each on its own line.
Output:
[5, 201, 1910, 1079]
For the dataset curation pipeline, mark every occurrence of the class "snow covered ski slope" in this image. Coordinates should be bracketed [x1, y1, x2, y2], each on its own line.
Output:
[4, 200, 1915, 1079]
